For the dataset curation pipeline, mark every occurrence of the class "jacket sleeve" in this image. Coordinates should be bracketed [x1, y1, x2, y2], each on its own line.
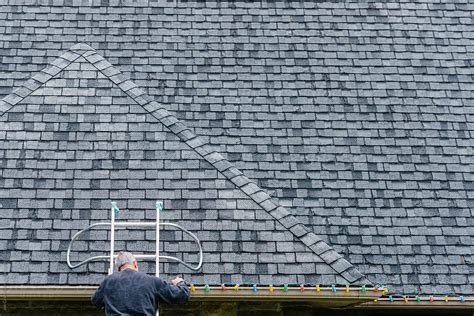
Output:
[91, 280, 106, 308]
[154, 278, 190, 304]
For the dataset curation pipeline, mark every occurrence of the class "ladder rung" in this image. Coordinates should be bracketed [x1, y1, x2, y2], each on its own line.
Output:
[114, 222, 156, 227]
[134, 254, 156, 259]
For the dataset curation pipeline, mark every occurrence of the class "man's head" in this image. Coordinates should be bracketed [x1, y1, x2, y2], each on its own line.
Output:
[115, 251, 138, 272]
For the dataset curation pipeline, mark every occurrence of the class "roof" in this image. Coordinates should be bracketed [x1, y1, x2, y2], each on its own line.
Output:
[0, 1, 473, 296]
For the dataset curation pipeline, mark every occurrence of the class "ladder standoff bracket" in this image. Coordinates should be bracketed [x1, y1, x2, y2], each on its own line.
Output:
[66, 205, 203, 273]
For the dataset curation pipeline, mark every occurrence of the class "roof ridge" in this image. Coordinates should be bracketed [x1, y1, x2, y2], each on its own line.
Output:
[0, 43, 369, 284]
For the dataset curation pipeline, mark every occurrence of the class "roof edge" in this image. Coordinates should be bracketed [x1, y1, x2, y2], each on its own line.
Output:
[4, 286, 473, 309]
[2, 286, 380, 306]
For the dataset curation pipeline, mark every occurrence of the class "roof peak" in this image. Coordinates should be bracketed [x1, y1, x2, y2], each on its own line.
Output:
[70, 43, 95, 52]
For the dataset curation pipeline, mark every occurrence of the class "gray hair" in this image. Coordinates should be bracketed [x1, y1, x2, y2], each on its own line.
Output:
[114, 251, 136, 271]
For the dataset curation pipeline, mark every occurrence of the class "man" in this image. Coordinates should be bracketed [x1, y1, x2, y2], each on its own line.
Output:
[92, 251, 190, 315]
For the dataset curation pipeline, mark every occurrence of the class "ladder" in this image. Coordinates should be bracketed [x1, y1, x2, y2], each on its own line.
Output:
[67, 201, 203, 315]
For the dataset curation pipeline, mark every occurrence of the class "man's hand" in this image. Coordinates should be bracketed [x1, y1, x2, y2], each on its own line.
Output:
[170, 276, 184, 286]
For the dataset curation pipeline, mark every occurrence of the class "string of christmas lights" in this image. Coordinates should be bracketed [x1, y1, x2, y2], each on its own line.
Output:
[187, 284, 471, 304]
[189, 284, 382, 294]
[374, 295, 470, 303]
[191, 284, 382, 294]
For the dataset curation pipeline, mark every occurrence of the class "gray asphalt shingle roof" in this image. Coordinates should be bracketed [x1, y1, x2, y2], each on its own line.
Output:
[0, 0, 473, 295]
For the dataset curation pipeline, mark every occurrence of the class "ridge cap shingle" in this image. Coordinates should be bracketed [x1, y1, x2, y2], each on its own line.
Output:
[0, 44, 87, 118]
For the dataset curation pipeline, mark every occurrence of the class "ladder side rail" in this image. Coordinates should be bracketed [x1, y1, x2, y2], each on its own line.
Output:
[155, 201, 162, 316]
[156, 201, 162, 278]
[109, 203, 116, 275]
